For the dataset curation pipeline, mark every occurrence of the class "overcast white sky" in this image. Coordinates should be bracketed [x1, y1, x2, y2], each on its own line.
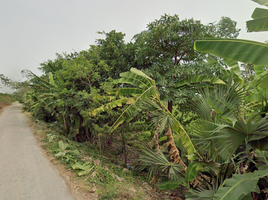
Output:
[0, 0, 267, 93]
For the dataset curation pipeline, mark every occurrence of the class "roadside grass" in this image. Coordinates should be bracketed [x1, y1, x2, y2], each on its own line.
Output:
[26, 115, 163, 200]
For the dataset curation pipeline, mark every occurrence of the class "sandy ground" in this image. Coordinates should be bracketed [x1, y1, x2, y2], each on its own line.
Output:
[0, 102, 75, 200]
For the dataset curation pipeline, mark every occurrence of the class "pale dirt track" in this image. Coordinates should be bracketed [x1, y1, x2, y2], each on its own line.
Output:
[0, 102, 75, 200]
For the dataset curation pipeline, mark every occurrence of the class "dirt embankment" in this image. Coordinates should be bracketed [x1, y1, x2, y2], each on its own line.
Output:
[0, 94, 14, 114]
[0, 103, 11, 115]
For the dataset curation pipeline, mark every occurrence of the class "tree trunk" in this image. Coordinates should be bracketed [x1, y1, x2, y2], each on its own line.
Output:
[168, 101, 173, 113]
[148, 122, 161, 153]
[166, 126, 187, 170]
[121, 132, 127, 168]
[98, 133, 102, 155]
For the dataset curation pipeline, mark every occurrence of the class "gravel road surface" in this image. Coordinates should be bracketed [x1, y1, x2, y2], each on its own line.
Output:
[0, 102, 74, 200]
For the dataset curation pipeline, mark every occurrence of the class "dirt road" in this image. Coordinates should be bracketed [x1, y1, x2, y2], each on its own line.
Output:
[0, 102, 74, 200]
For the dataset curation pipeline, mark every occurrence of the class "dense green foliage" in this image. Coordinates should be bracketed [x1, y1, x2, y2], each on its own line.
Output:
[6, 3, 268, 198]
[187, 1, 268, 199]
[20, 14, 239, 146]
[133, 15, 240, 112]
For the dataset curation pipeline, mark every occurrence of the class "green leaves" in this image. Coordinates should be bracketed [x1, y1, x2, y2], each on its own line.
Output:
[53, 140, 80, 164]
[171, 116, 200, 157]
[110, 68, 200, 159]
[48, 72, 56, 87]
[213, 166, 268, 200]
[247, 69, 268, 90]
[58, 140, 69, 150]
[254, 65, 264, 76]
[72, 162, 94, 176]
[109, 68, 158, 133]
[158, 181, 179, 190]
[138, 145, 184, 181]
[223, 59, 242, 81]
[252, 0, 268, 6]
[194, 1, 268, 69]
[89, 98, 133, 116]
[186, 163, 203, 181]
[114, 70, 154, 90]
[195, 38, 268, 66]
[175, 75, 226, 88]
[213, 174, 258, 200]
[247, 8, 268, 32]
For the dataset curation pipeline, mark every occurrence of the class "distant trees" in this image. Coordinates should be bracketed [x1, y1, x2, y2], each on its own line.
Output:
[0, 74, 11, 88]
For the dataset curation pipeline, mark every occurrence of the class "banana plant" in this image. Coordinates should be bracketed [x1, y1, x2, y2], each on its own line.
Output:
[213, 166, 268, 200]
[194, 0, 268, 115]
[194, 1, 268, 61]
[194, 38, 268, 107]
[187, 2, 268, 198]
[194, 38, 268, 66]
[247, 2, 268, 32]
[105, 68, 202, 166]
[194, 0, 268, 81]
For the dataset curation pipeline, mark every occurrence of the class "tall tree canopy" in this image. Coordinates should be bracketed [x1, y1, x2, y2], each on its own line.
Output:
[91, 30, 136, 80]
[133, 14, 240, 112]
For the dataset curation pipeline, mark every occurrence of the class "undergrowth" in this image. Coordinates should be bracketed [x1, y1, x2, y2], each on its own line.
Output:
[30, 118, 157, 200]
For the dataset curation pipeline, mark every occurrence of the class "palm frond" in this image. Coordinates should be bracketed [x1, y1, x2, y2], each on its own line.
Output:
[138, 144, 185, 181]
[194, 81, 245, 123]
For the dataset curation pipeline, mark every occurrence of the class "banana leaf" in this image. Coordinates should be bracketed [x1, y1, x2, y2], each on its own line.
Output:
[48, 72, 56, 87]
[166, 110, 200, 157]
[252, 7, 268, 19]
[186, 163, 203, 181]
[247, 7, 268, 32]
[247, 69, 268, 90]
[109, 86, 157, 133]
[254, 65, 264, 76]
[223, 59, 242, 81]
[115, 68, 154, 89]
[158, 181, 179, 190]
[247, 16, 268, 32]
[252, 0, 268, 6]
[175, 75, 226, 88]
[213, 166, 268, 200]
[194, 38, 268, 66]
[109, 68, 159, 133]
[90, 97, 135, 116]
